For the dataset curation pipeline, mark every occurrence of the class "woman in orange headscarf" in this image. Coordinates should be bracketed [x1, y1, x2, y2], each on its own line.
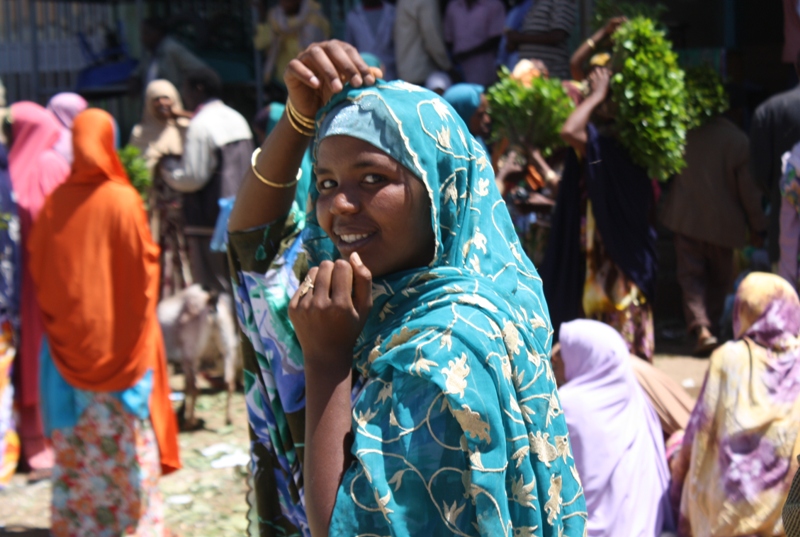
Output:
[29, 108, 179, 536]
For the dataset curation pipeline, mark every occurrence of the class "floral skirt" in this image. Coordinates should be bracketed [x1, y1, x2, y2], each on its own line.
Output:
[51, 393, 164, 537]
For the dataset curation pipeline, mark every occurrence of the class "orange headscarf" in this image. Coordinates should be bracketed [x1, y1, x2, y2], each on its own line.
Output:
[28, 108, 180, 474]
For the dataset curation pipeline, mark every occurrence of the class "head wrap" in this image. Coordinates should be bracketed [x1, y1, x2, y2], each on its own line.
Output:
[129, 79, 188, 172]
[304, 81, 586, 534]
[29, 108, 180, 474]
[559, 320, 672, 535]
[46, 93, 88, 165]
[442, 82, 485, 125]
[7, 102, 70, 408]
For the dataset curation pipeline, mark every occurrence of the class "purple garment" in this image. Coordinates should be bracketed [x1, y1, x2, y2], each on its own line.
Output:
[46, 93, 88, 165]
[559, 320, 672, 536]
[673, 273, 800, 535]
[443, 0, 506, 86]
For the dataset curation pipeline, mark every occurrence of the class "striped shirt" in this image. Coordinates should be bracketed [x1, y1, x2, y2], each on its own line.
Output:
[518, 0, 576, 79]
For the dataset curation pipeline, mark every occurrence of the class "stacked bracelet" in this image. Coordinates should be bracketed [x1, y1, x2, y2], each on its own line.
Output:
[250, 147, 300, 188]
[286, 99, 315, 137]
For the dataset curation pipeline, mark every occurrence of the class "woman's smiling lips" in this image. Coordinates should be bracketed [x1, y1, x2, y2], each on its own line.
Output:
[333, 229, 377, 252]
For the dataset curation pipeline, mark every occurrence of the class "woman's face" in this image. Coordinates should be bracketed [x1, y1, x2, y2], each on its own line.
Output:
[315, 135, 436, 279]
[152, 95, 174, 121]
[469, 94, 491, 139]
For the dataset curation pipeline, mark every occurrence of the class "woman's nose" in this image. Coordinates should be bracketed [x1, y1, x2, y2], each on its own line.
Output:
[330, 190, 359, 215]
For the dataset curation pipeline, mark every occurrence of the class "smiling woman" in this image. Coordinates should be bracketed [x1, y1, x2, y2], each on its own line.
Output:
[314, 136, 435, 277]
[228, 40, 586, 537]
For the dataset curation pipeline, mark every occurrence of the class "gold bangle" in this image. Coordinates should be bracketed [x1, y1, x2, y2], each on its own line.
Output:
[250, 147, 300, 188]
[586, 38, 596, 50]
[285, 106, 314, 137]
[286, 99, 316, 129]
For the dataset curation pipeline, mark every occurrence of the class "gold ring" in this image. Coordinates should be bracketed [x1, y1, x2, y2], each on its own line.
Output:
[298, 277, 315, 297]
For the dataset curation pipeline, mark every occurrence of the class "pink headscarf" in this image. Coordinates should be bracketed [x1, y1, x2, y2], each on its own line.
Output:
[8, 101, 70, 408]
[47, 93, 88, 165]
[559, 320, 672, 536]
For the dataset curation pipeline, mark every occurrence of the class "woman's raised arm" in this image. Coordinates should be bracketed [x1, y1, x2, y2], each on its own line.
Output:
[228, 40, 379, 232]
[560, 67, 611, 157]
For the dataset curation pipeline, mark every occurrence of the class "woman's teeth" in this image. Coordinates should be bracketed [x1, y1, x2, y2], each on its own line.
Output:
[340, 233, 371, 244]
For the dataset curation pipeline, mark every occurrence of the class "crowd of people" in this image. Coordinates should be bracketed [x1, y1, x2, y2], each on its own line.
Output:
[0, 1, 799, 536]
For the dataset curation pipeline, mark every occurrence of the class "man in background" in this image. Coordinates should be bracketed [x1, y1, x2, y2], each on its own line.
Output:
[750, 52, 800, 266]
[505, 0, 575, 79]
[160, 68, 253, 292]
[444, 0, 506, 86]
[394, 0, 452, 85]
[345, 0, 397, 80]
[253, 0, 330, 85]
[662, 110, 766, 355]
[135, 18, 208, 94]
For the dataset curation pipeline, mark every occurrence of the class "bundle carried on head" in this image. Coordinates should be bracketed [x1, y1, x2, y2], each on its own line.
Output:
[684, 65, 728, 130]
[610, 16, 689, 182]
[486, 63, 575, 157]
[593, 0, 666, 30]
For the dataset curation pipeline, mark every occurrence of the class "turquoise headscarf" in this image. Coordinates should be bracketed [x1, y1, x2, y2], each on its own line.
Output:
[443, 82, 489, 153]
[305, 81, 587, 535]
[443, 83, 485, 125]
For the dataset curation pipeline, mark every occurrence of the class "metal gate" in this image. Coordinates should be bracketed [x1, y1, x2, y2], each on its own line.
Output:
[0, 0, 137, 104]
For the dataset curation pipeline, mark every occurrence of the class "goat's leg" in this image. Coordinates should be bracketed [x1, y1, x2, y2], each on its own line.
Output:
[225, 378, 234, 426]
[223, 347, 236, 426]
[183, 358, 198, 430]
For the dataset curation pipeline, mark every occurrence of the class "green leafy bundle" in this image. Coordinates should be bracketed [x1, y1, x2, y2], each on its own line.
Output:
[684, 66, 728, 130]
[117, 145, 151, 201]
[593, 0, 667, 30]
[486, 67, 575, 157]
[611, 17, 689, 181]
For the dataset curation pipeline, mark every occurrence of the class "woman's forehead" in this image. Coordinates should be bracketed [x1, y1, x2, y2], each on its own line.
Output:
[316, 135, 399, 169]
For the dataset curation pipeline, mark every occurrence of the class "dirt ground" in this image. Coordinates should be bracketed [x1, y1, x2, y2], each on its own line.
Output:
[0, 352, 710, 536]
[0, 374, 252, 537]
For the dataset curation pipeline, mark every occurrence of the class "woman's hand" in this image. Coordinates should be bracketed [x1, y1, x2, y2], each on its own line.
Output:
[284, 40, 382, 119]
[588, 67, 611, 101]
[603, 17, 626, 39]
[289, 253, 373, 371]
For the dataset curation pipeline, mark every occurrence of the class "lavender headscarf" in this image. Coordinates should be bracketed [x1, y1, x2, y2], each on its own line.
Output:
[46, 93, 88, 165]
[559, 320, 672, 536]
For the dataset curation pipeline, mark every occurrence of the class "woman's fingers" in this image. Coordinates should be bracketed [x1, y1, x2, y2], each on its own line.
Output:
[339, 42, 376, 86]
[330, 259, 355, 308]
[286, 58, 321, 89]
[306, 45, 344, 95]
[350, 253, 373, 318]
[290, 266, 319, 310]
[311, 261, 334, 304]
[324, 41, 365, 88]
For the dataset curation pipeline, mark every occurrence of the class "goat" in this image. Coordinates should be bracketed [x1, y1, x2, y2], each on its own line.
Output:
[158, 284, 242, 428]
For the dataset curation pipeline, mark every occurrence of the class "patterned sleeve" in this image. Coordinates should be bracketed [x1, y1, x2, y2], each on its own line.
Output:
[228, 205, 310, 537]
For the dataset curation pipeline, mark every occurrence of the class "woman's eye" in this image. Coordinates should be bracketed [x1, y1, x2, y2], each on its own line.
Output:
[318, 179, 337, 190]
[363, 174, 386, 185]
